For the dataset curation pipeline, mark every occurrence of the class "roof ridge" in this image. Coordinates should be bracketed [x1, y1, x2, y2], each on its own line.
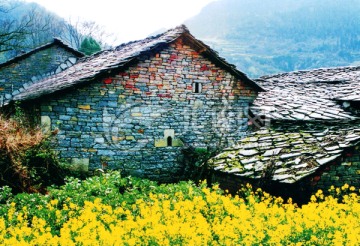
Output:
[9, 25, 262, 103]
[0, 38, 84, 69]
[76, 25, 190, 64]
[260, 65, 360, 79]
[0, 37, 84, 68]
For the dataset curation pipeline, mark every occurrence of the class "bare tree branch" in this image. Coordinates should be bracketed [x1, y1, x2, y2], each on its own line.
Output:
[0, 2, 64, 57]
[0, 0, 19, 13]
[60, 18, 117, 49]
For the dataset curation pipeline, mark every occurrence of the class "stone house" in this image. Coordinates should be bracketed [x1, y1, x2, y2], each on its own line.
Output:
[3, 25, 263, 182]
[0, 38, 84, 105]
[209, 66, 360, 202]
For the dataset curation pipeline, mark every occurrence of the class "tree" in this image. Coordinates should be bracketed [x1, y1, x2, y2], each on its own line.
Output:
[79, 36, 101, 55]
[0, 1, 62, 60]
[0, 3, 34, 54]
[25, 6, 66, 49]
[61, 19, 117, 50]
[0, 0, 114, 61]
[0, 0, 18, 13]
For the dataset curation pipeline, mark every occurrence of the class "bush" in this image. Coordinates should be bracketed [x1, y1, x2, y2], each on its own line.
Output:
[0, 115, 65, 193]
[181, 146, 219, 182]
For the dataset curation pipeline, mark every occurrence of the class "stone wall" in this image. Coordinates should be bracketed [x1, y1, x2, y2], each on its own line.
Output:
[40, 39, 257, 182]
[0, 45, 79, 104]
[312, 146, 360, 191]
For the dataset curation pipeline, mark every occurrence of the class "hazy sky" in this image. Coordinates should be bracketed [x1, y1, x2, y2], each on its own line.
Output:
[23, 0, 217, 43]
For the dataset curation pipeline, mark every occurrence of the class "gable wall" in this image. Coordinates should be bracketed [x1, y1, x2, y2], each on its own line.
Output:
[0, 45, 79, 104]
[40, 39, 257, 182]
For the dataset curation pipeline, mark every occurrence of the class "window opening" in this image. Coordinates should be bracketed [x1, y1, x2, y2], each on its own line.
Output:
[167, 136, 173, 146]
[195, 82, 200, 93]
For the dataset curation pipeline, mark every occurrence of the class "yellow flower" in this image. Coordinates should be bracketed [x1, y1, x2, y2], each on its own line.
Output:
[342, 184, 349, 191]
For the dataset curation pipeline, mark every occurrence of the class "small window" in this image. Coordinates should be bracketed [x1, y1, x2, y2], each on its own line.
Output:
[193, 82, 202, 93]
[167, 136, 173, 146]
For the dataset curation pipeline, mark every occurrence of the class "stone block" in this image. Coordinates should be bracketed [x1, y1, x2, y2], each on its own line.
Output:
[150, 113, 161, 118]
[60, 63, 68, 70]
[41, 116, 51, 133]
[193, 100, 204, 109]
[59, 115, 71, 121]
[103, 117, 112, 123]
[108, 101, 118, 107]
[78, 105, 91, 110]
[95, 137, 105, 143]
[155, 139, 167, 147]
[126, 136, 135, 141]
[98, 150, 116, 156]
[164, 129, 175, 138]
[112, 136, 125, 142]
[68, 57, 77, 64]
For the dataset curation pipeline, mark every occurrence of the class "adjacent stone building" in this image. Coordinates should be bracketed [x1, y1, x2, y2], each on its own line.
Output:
[0, 38, 84, 106]
[5, 25, 262, 181]
[209, 66, 360, 202]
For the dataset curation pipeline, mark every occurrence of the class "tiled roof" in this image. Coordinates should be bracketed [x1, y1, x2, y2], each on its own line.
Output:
[10, 25, 262, 103]
[0, 38, 84, 69]
[259, 66, 360, 84]
[251, 85, 356, 121]
[209, 125, 360, 183]
[251, 66, 360, 121]
[211, 66, 360, 183]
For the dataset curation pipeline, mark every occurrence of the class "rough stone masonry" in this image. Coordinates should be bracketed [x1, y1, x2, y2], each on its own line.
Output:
[39, 38, 258, 181]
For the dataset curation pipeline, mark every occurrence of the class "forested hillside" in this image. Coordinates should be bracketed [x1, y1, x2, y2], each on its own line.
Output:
[2, 0, 360, 77]
[185, 0, 360, 77]
[0, 0, 66, 61]
[0, 0, 109, 62]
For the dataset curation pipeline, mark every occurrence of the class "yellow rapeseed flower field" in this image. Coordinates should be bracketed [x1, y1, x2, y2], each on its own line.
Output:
[0, 180, 359, 245]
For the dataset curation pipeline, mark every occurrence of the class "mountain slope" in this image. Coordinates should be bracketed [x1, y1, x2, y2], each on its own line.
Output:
[185, 0, 360, 77]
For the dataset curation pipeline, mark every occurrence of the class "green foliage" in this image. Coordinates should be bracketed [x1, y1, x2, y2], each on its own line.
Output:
[79, 36, 101, 55]
[0, 186, 12, 204]
[181, 147, 219, 182]
[46, 171, 206, 209]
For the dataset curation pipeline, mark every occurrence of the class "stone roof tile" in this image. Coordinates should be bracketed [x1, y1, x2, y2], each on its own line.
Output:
[251, 67, 360, 121]
[208, 125, 360, 183]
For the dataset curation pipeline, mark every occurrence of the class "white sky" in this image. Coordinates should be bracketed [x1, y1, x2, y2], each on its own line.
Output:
[23, 0, 217, 44]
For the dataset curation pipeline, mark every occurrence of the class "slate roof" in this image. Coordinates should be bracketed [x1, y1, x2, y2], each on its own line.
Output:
[208, 125, 360, 183]
[0, 38, 84, 69]
[251, 66, 360, 121]
[9, 25, 262, 103]
[210, 66, 360, 183]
